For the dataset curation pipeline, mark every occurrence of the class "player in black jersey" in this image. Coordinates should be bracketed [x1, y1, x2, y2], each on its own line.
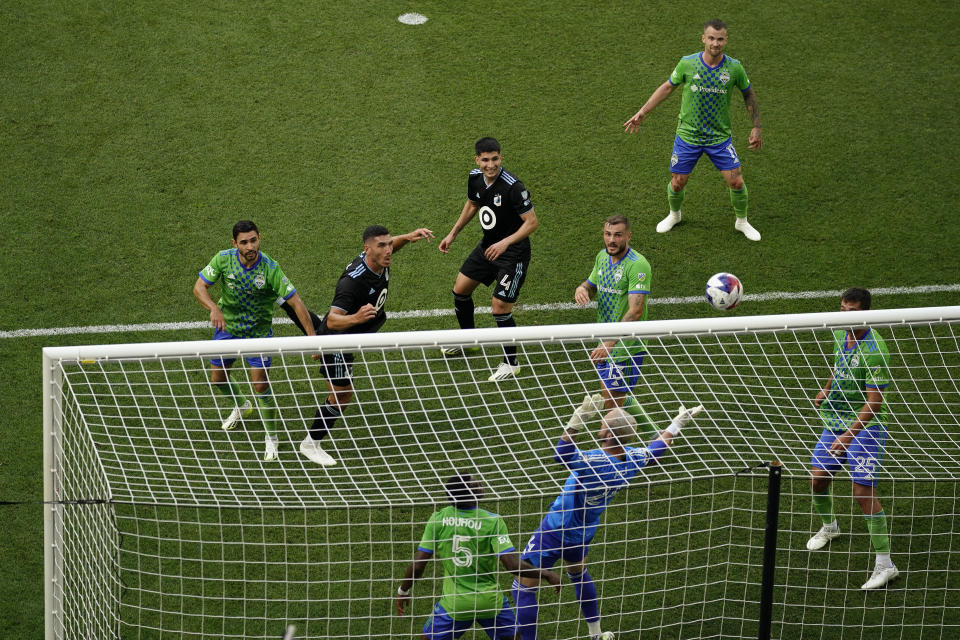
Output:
[438, 137, 540, 382]
[283, 224, 433, 466]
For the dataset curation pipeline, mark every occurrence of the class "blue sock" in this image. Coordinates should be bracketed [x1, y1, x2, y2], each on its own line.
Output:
[567, 569, 599, 623]
[512, 579, 539, 640]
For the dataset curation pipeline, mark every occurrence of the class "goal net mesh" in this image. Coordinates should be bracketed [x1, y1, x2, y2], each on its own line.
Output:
[44, 308, 960, 639]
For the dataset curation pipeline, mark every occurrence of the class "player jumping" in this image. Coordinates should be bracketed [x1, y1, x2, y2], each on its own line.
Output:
[512, 396, 703, 640]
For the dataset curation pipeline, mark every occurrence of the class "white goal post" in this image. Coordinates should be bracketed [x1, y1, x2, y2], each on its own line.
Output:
[43, 306, 960, 639]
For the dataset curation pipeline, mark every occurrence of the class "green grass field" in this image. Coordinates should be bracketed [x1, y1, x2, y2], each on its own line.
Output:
[3, 1, 960, 637]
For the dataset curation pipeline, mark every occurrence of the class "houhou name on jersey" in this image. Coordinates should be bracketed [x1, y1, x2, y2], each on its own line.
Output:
[441, 516, 483, 531]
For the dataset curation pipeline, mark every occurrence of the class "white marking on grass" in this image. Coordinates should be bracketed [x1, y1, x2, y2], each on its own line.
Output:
[3, 283, 958, 339]
[397, 13, 427, 25]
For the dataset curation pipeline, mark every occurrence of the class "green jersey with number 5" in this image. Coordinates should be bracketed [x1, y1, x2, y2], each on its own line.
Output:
[417, 505, 516, 621]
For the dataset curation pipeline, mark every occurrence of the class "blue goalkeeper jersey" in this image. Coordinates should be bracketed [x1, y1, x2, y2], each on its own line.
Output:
[541, 439, 656, 545]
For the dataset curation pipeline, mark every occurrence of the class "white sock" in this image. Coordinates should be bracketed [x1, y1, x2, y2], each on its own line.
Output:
[876, 553, 892, 567]
[587, 620, 601, 637]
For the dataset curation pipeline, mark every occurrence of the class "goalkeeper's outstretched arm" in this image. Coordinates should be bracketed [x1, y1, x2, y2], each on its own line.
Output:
[645, 405, 704, 461]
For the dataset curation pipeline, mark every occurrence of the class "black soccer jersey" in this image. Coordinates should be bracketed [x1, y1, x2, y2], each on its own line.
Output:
[467, 168, 534, 249]
[320, 253, 389, 335]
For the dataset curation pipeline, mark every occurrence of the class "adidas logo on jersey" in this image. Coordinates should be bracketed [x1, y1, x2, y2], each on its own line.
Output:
[693, 73, 701, 80]
[369, 288, 376, 295]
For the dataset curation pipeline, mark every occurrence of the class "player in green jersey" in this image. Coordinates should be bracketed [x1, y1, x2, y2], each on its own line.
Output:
[396, 474, 561, 639]
[193, 220, 315, 461]
[805, 288, 898, 590]
[624, 19, 763, 241]
[573, 216, 658, 438]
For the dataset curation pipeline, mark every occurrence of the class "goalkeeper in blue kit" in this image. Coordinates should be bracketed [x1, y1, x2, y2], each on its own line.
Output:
[511, 396, 703, 640]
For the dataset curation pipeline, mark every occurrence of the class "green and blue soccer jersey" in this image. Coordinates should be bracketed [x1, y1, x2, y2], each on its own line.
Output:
[587, 248, 651, 361]
[820, 329, 891, 432]
[198, 249, 296, 338]
[417, 505, 516, 622]
[669, 53, 751, 146]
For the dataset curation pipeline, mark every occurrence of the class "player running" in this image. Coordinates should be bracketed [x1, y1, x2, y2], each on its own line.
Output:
[438, 137, 539, 382]
[574, 215, 658, 438]
[512, 396, 703, 640]
[193, 220, 315, 461]
[282, 224, 433, 466]
[806, 287, 898, 590]
[396, 474, 561, 640]
[624, 19, 763, 241]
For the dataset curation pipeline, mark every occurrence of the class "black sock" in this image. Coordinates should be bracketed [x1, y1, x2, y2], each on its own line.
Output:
[493, 312, 518, 366]
[309, 401, 341, 441]
[453, 292, 475, 330]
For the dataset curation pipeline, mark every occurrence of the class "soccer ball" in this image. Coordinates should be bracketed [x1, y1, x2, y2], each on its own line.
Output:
[705, 272, 743, 310]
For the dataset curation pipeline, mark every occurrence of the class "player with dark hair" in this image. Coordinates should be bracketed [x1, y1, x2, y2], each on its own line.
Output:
[512, 398, 703, 640]
[624, 19, 763, 241]
[283, 224, 433, 466]
[806, 287, 898, 590]
[193, 220, 315, 461]
[438, 137, 540, 382]
[574, 215, 658, 438]
[396, 474, 561, 640]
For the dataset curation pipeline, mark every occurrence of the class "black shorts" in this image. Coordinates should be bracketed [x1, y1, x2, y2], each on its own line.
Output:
[459, 243, 530, 304]
[321, 351, 354, 387]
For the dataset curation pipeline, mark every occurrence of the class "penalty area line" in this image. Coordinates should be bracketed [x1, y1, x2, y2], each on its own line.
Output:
[3, 283, 959, 339]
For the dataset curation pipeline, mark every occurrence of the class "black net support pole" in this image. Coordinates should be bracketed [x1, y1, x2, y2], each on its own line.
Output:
[758, 461, 782, 640]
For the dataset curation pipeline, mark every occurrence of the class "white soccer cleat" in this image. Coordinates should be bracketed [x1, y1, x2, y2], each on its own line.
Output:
[656, 211, 681, 233]
[805, 523, 841, 551]
[221, 400, 253, 431]
[441, 345, 481, 357]
[264, 436, 279, 462]
[861, 564, 899, 590]
[488, 362, 521, 382]
[672, 404, 704, 427]
[299, 436, 337, 466]
[734, 217, 761, 241]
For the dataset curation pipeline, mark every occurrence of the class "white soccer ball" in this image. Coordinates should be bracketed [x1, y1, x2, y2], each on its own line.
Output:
[705, 272, 743, 310]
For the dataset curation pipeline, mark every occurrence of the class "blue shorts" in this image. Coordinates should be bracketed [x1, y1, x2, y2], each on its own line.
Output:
[423, 599, 517, 640]
[520, 526, 589, 569]
[810, 425, 887, 487]
[209, 328, 272, 369]
[670, 136, 741, 174]
[596, 352, 646, 393]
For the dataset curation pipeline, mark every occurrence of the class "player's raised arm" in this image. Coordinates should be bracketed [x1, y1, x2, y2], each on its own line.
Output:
[624, 80, 677, 133]
[644, 405, 703, 462]
[438, 201, 478, 253]
[392, 228, 434, 252]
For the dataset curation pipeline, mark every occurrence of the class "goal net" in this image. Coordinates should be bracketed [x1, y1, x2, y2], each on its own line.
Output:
[43, 306, 960, 639]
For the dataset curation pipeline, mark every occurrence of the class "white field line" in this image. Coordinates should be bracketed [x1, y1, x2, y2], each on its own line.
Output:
[4, 283, 959, 339]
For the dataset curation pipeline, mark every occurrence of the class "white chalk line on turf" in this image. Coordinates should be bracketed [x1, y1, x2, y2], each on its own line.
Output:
[4, 283, 959, 339]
